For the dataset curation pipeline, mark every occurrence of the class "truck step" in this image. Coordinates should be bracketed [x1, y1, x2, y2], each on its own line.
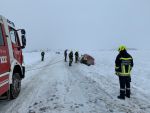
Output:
[0, 96, 8, 100]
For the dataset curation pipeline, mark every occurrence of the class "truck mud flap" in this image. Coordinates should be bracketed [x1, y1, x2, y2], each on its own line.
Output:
[22, 66, 25, 78]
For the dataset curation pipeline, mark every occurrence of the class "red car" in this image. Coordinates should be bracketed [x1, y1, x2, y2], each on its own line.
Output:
[80, 54, 95, 66]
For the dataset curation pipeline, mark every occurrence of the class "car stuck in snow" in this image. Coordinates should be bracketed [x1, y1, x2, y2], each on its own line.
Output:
[80, 54, 95, 66]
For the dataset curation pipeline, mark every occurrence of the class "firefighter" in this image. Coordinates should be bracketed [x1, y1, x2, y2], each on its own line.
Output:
[115, 45, 133, 100]
[69, 51, 73, 66]
[75, 51, 79, 63]
[41, 51, 45, 61]
[64, 49, 68, 62]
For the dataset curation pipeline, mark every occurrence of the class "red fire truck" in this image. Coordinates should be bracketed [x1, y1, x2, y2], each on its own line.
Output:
[0, 15, 26, 99]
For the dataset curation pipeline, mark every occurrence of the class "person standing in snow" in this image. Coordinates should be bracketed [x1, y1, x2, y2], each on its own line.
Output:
[115, 45, 133, 100]
[64, 49, 68, 62]
[69, 51, 73, 66]
[41, 51, 45, 61]
[75, 51, 79, 63]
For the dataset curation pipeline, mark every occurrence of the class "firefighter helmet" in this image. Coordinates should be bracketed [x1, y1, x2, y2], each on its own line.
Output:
[118, 45, 127, 52]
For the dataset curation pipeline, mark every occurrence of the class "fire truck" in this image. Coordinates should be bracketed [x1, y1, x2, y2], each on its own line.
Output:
[0, 15, 26, 99]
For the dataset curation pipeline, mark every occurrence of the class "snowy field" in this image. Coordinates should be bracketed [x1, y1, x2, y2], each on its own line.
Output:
[0, 50, 150, 113]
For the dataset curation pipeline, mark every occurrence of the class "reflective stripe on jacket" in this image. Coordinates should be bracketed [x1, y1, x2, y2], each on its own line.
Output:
[115, 50, 133, 76]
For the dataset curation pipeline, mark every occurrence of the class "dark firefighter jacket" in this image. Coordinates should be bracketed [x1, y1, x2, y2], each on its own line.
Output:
[75, 52, 79, 57]
[69, 52, 73, 60]
[115, 50, 133, 76]
[41, 52, 45, 56]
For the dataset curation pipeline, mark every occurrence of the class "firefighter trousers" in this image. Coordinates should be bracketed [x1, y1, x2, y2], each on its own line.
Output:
[65, 55, 67, 62]
[41, 56, 44, 61]
[75, 57, 78, 63]
[69, 59, 73, 66]
[119, 76, 131, 98]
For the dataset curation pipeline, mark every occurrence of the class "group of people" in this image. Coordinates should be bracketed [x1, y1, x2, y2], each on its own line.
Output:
[41, 46, 134, 100]
[64, 46, 134, 100]
[64, 50, 79, 66]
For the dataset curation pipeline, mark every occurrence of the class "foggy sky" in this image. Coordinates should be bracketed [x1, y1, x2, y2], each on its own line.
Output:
[0, 0, 150, 50]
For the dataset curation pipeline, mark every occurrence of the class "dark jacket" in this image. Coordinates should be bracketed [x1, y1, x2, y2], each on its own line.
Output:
[69, 51, 73, 60]
[64, 50, 67, 56]
[115, 50, 133, 76]
[41, 51, 45, 56]
[75, 52, 79, 57]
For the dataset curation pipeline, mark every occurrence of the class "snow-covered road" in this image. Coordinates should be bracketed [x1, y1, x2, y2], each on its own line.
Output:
[0, 51, 150, 113]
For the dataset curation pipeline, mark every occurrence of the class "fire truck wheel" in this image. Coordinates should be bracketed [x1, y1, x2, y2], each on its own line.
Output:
[10, 73, 21, 99]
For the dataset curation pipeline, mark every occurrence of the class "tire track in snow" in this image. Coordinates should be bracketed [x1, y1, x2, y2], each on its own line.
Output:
[0, 55, 62, 113]
[63, 63, 110, 113]
[71, 64, 150, 113]
[26, 59, 90, 113]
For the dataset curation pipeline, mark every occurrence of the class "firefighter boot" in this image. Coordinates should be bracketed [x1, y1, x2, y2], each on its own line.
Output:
[126, 88, 130, 98]
[117, 90, 125, 100]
